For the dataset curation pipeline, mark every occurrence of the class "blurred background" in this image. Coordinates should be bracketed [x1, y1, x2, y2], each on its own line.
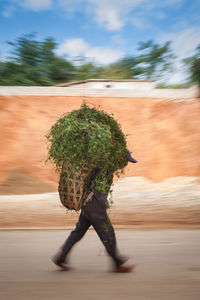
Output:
[1, 2, 200, 300]
[0, 0, 200, 227]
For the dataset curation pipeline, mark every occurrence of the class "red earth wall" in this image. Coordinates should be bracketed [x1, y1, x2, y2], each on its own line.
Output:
[0, 95, 200, 194]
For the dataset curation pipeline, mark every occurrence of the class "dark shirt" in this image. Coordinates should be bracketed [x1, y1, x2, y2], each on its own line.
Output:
[82, 167, 113, 206]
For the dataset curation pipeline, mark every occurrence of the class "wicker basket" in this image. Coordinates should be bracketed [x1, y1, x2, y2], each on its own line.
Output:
[58, 164, 93, 211]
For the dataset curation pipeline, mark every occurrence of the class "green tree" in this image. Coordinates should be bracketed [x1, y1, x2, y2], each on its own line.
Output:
[39, 38, 75, 82]
[75, 63, 101, 80]
[102, 57, 144, 79]
[0, 34, 75, 86]
[136, 40, 175, 80]
[184, 44, 200, 86]
[8, 33, 40, 66]
[99, 61, 133, 79]
[0, 36, 176, 85]
[98, 40, 175, 81]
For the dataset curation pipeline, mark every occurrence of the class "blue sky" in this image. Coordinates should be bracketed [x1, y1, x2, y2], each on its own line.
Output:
[0, 0, 200, 83]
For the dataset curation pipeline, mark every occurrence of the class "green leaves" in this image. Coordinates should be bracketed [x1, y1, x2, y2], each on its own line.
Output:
[46, 103, 128, 192]
[0, 34, 75, 86]
[1, 34, 177, 85]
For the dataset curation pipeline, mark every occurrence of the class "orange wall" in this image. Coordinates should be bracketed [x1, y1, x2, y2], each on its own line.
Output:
[0, 95, 200, 187]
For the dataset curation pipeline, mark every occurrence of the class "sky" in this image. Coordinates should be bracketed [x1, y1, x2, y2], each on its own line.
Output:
[0, 0, 200, 83]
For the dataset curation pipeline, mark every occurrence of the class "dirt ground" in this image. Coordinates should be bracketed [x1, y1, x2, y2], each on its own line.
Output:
[1, 230, 200, 300]
[1, 176, 200, 229]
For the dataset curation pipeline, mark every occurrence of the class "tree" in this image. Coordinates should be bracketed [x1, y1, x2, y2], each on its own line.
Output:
[75, 63, 101, 80]
[0, 35, 176, 85]
[138, 40, 175, 79]
[184, 44, 200, 86]
[8, 33, 41, 67]
[103, 57, 144, 79]
[98, 40, 175, 81]
[99, 60, 133, 79]
[0, 34, 75, 85]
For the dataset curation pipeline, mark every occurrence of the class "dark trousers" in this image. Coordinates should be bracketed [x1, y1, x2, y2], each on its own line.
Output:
[57, 194, 126, 267]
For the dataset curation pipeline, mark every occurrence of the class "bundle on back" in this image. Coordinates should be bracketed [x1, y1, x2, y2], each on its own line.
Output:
[46, 103, 128, 211]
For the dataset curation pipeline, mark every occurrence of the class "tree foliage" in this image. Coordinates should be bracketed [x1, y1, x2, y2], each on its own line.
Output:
[112, 40, 175, 80]
[0, 34, 75, 85]
[0, 34, 175, 85]
[184, 44, 200, 86]
[75, 63, 101, 80]
[136, 40, 175, 79]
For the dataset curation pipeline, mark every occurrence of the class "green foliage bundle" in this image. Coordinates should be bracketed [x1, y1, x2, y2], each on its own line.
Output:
[46, 103, 128, 192]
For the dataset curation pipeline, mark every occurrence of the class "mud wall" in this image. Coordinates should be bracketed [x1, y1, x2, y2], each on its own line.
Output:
[0, 95, 200, 193]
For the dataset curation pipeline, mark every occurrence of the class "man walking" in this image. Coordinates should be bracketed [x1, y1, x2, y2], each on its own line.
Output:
[53, 150, 137, 273]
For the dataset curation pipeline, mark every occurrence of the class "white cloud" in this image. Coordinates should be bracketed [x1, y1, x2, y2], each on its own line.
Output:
[86, 46, 123, 65]
[2, 0, 52, 16]
[56, 38, 124, 65]
[57, 39, 88, 57]
[57, 0, 173, 31]
[20, 0, 52, 11]
[2, 0, 185, 32]
[159, 27, 200, 84]
[88, 0, 146, 30]
[88, 0, 123, 30]
[162, 27, 200, 59]
[55, 0, 185, 31]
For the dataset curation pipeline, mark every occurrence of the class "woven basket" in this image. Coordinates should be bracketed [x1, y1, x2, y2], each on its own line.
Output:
[58, 164, 93, 211]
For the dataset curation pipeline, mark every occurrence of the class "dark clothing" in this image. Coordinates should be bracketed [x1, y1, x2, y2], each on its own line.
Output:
[57, 194, 126, 266]
[81, 167, 113, 206]
[56, 167, 126, 267]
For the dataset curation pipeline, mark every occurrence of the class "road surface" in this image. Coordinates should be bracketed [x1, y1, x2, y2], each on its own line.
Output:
[0, 230, 200, 300]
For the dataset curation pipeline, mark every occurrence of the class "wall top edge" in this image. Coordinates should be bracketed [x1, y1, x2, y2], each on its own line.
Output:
[0, 85, 199, 98]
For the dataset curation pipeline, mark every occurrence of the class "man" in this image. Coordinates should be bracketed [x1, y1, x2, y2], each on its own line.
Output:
[53, 149, 137, 273]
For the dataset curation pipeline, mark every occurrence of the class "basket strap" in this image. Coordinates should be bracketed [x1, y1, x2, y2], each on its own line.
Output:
[82, 191, 94, 207]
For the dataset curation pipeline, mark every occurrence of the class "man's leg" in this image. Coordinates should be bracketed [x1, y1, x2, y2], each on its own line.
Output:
[91, 212, 126, 267]
[82, 196, 134, 272]
[53, 211, 91, 264]
[91, 212, 135, 272]
[83, 197, 126, 267]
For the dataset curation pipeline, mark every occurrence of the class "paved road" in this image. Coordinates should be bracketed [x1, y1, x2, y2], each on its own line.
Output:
[0, 230, 200, 300]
